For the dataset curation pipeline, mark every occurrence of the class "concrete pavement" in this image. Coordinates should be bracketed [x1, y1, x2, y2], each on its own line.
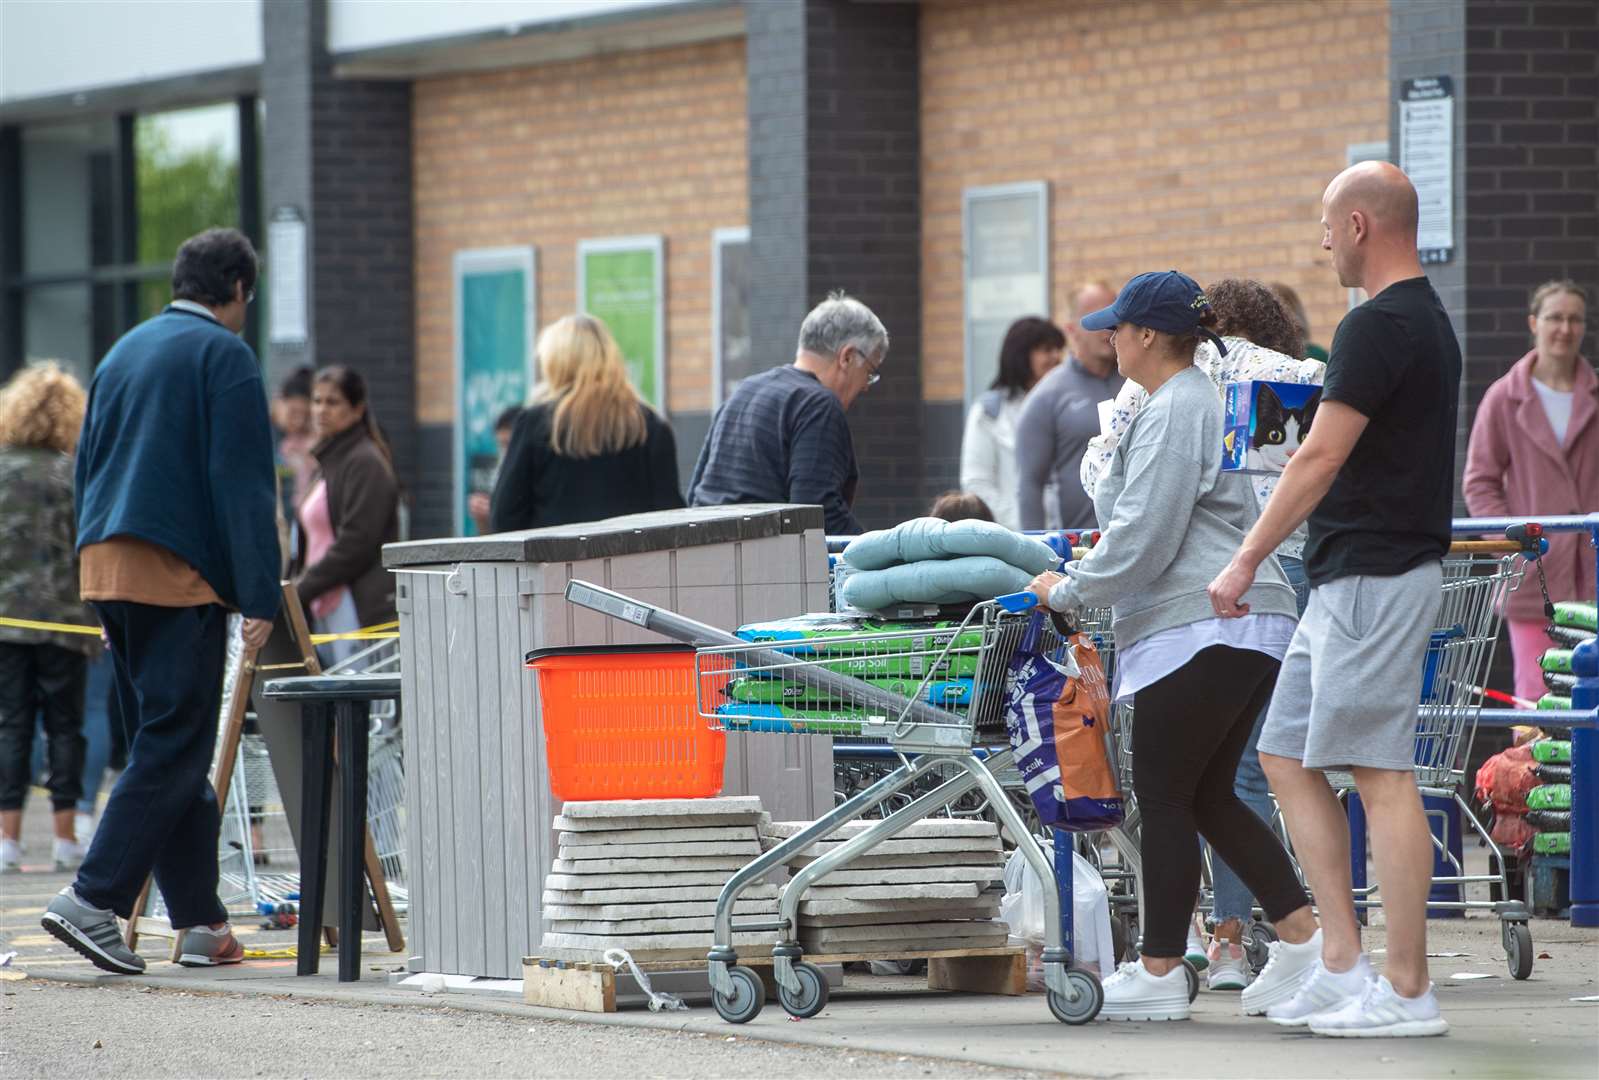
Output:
[4, 791, 1596, 1078]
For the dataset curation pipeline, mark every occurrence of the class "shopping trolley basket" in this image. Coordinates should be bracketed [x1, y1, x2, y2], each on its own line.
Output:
[563, 580, 1105, 1025]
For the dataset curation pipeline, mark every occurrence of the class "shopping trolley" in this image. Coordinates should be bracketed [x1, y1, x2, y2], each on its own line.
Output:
[1327, 548, 1536, 977]
[1088, 545, 1534, 978]
[563, 579, 1105, 1025]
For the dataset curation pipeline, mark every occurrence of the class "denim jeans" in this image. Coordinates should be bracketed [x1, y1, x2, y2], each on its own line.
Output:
[1208, 554, 1310, 925]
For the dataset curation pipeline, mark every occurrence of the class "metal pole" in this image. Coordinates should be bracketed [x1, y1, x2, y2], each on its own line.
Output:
[1568, 519, 1599, 928]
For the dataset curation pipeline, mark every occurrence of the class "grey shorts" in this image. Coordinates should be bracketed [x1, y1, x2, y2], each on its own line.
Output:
[1258, 561, 1443, 772]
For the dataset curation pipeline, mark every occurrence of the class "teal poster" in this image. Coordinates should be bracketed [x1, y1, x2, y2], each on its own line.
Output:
[456, 250, 534, 536]
[580, 237, 663, 409]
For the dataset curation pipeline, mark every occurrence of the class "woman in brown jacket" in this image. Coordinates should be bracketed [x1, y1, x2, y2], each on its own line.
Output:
[292, 366, 399, 665]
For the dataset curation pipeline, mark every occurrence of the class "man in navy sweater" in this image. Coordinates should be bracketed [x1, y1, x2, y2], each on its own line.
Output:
[42, 228, 280, 974]
[687, 291, 887, 534]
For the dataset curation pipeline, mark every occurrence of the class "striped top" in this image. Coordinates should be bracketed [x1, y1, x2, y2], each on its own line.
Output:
[688, 365, 861, 534]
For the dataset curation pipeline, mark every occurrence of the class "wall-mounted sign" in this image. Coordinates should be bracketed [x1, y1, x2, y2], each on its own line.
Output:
[267, 206, 307, 345]
[453, 247, 536, 536]
[1400, 76, 1454, 264]
[962, 182, 1049, 408]
[577, 235, 666, 412]
[711, 226, 750, 409]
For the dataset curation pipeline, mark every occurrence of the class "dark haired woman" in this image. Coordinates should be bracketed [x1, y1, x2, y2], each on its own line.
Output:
[959, 316, 1065, 530]
[1026, 271, 1317, 1022]
[292, 366, 399, 666]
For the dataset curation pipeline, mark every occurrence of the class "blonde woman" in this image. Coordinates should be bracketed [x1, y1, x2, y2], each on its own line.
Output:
[489, 314, 684, 530]
[0, 363, 93, 874]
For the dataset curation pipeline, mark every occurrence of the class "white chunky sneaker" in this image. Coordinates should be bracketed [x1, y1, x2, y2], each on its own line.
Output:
[1268, 955, 1374, 1026]
[1185, 920, 1209, 972]
[1309, 975, 1448, 1038]
[1241, 928, 1322, 1016]
[1207, 939, 1250, 991]
[0, 838, 20, 874]
[1098, 960, 1191, 1022]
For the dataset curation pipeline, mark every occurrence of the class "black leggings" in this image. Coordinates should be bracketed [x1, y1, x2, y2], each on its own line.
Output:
[1132, 644, 1310, 958]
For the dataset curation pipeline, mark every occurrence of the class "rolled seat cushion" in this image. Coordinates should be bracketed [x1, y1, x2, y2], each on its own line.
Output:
[842, 517, 1056, 575]
[840, 555, 1033, 611]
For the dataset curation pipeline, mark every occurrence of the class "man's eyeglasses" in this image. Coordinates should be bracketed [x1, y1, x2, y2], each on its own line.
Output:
[855, 349, 883, 386]
[246, 287, 256, 305]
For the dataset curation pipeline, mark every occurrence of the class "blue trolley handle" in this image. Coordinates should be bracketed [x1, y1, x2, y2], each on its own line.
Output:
[995, 591, 1038, 614]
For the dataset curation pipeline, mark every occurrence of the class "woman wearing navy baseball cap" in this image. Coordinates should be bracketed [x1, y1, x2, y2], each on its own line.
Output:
[1027, 271, 1321, 1023]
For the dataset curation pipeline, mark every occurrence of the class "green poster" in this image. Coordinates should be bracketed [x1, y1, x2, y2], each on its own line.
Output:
[457, 254, 532, 536]
[581, 239, 663, 409]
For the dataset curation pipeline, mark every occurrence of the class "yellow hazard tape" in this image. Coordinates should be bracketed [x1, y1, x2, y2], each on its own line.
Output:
[0, 616, 102, 636]
[0, 615, 399, 644]
[244, 945, 335, 959]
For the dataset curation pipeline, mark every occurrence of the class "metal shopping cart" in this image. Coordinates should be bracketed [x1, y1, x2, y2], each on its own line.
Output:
[1327, 548, 1536, 978]
[1090, 545, 1535, 978]
[563, 579, 1105, 1025]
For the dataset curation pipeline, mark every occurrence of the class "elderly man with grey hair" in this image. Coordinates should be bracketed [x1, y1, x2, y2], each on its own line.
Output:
[688, 290, 887, 533]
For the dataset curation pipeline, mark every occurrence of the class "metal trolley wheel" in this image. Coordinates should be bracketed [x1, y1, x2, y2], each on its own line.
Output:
[778, 961, 830, 1019]
[1504, 921, 1534, 981]
[1047, 969, 1104, 1025]
[714, 965, 765, 1024]
[1244, 922, 1278, 976]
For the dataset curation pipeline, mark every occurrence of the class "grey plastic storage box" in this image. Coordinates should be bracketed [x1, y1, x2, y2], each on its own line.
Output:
[382, 504, 834, 978]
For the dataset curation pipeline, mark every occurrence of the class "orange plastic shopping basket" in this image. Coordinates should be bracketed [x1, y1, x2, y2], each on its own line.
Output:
[525, 644, 726, 801]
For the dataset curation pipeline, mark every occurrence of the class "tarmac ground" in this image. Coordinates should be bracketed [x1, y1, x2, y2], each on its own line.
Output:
[3, 788, 1595, 1079]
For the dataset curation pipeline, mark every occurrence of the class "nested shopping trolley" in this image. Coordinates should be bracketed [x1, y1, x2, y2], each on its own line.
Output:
[564, 579, 1105, 1025]
[1092, 543, 1537, 979]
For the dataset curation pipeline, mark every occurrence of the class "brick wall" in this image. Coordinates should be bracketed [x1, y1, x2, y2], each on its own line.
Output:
[746, 0, 926, 531]
[920, 0, 1391, 403]
[1462, 0, 1599, 413]
[411, 37, 748, 425]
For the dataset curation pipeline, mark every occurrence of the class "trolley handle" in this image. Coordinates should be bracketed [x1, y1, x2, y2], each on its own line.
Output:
[995, 591, 1038, 614]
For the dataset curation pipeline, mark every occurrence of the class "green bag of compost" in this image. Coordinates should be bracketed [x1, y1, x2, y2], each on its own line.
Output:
[1526, 783, 1571, 811]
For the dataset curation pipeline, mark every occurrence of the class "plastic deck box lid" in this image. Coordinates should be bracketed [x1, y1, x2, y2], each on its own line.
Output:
[382, 503, 825, 568]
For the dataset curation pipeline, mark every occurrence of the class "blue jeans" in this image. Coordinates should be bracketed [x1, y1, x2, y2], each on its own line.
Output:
[1209, 554, 1310, 924]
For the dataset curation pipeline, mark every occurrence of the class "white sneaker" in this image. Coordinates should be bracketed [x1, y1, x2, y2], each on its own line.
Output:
[1309, 975, 1448, 1038]
[75, 812, 95, 846]
[0, 838, 20, 874]
[1268, 955, 1374, 1025]
[1185, 922, 1209, 972]
[1241, 928, 1322, 1016]
[52, 838, 86, 872]
[1098, 959, 1191, 1021]
[1207, 939, 1250, 991]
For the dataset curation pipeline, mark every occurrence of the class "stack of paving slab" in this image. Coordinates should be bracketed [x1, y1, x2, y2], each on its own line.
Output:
[760, 817, 1010, 955]
[538, 796, 778, 963]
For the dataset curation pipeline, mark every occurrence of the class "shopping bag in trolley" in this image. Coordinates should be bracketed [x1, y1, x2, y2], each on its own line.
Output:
[1002, 611, 1123, 831]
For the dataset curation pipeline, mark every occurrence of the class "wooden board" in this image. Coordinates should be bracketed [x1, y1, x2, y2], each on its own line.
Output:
[522, 959, 617, 1013]
[927, 951, 1027, 996]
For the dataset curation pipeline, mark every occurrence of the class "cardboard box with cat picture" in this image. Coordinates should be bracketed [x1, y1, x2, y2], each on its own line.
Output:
[1221, 381, 1323, 474]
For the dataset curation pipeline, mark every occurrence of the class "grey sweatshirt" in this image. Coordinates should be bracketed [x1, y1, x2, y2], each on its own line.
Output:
[1015, 358, 1125, 530]
[1048, 365, 1296, 648]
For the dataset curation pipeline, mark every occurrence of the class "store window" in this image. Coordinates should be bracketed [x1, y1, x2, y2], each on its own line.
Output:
[3, 98, 258, 382]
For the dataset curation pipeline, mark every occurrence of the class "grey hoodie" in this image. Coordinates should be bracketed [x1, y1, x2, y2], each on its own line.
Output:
[1048, 365, 1296, 648]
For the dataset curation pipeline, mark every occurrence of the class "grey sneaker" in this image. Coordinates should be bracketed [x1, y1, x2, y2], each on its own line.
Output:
[178, 924, 244, 967]
[41, 886, 146, 974]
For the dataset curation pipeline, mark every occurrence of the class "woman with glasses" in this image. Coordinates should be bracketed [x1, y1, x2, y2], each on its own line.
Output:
[1464, 279, 1597, 704]
[490, 314, 684, 531]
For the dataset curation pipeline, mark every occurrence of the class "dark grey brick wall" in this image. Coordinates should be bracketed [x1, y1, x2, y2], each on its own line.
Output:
[263, 0, 418, 524]
[1389, 0, 1472, 514]
[1462, 0, 1599, 414]
[746, 0, 923, 533]
[412, 423, 454, 541]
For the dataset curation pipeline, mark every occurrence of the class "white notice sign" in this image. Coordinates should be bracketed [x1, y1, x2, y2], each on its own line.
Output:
[1399, 77, 1454, 263]
[268, 208, 309, 344]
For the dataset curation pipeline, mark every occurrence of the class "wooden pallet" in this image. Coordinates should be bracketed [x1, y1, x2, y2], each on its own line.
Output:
[521, 945, 1025, 1013]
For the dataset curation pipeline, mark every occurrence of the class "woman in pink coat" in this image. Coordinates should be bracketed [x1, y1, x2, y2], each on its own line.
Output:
[1464, 279, 1597, 704]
